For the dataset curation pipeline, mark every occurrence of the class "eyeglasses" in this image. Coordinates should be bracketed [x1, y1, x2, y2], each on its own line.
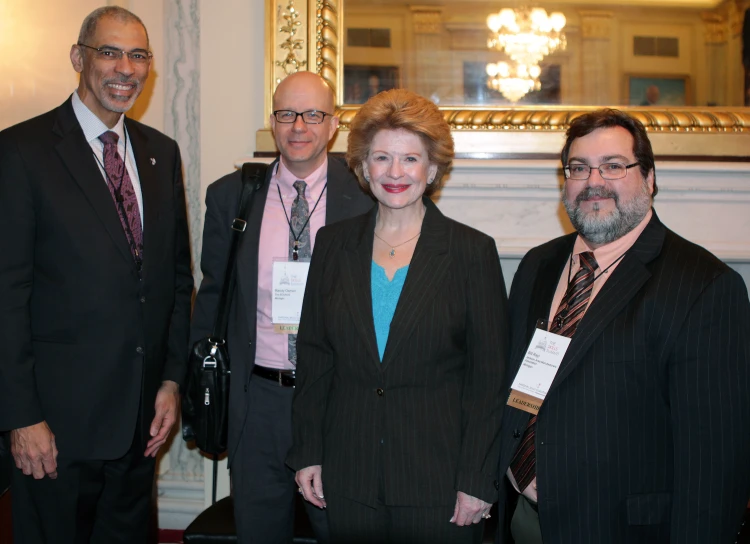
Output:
[273, 110, 332, 124]
[563, 162, 640, 181]
[77, 43, 153, 64]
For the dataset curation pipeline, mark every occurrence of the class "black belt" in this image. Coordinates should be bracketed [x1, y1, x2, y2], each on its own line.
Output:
[252, 364, 296, 387]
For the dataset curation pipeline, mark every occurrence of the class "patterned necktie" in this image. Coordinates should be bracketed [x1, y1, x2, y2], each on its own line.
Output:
[288, 180, 311, 364]
[99, 131, 143, 263]
[509, 251, 599, 493]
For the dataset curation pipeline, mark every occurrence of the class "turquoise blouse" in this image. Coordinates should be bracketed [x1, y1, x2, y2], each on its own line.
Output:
[371, 261, 409, 361]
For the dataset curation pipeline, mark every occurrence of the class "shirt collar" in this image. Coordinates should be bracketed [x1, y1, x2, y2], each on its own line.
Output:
[71, 90, 126, 146]
[573, 208, 653, 271]
[274, 158, 328, 200]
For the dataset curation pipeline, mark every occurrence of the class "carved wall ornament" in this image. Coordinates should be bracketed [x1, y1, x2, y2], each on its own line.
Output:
[275, 0, 307, 76]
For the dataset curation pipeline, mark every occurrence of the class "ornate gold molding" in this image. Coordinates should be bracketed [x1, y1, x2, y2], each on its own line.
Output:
[275, 0, 307, 76]
[316, 0, 340, 99]
[333, 106, 750, 133]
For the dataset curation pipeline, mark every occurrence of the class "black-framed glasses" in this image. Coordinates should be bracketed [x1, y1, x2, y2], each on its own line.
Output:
[563, 162, 640, 181]
[273, 110, 332, 124]
[77, 43, 153, 64]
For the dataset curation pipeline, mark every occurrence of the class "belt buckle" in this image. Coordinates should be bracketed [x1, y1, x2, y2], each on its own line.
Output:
[278, 370, 282, 386]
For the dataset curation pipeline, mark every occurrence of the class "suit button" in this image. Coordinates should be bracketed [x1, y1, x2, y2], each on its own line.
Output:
[140, 296, 146, 303]
[494, 479, 500, 490]
[244, 384, 248, 392]
[136, 346, 144, 355]
[513, 429, 521, 438]
[376, 388, 384, 396]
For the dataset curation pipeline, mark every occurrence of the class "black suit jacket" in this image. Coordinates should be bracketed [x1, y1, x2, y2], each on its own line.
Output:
[496, 211, 750, 543]
[0, 97, 194, 459]
[190, 156, 374, 463]
[286, 198, 509, 507]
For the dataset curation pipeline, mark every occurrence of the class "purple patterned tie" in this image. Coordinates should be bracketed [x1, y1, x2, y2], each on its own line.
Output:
[509, 252, 598, 492]
[99, 131, 143, 264]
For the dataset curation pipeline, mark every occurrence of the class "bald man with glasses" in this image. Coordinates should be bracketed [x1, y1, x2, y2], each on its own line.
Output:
[190, 71, 373, 543]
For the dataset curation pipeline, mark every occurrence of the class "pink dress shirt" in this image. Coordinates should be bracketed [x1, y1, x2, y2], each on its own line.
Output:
[508, 209, 653, 503]
[254, 159, 328, 370]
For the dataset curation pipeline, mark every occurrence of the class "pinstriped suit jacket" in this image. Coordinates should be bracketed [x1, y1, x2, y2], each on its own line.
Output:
[287, 197, 509, 507]
[496, 211, 750, 544]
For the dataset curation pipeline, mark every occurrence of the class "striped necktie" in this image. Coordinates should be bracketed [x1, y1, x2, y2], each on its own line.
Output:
[509, 251, 598, 493]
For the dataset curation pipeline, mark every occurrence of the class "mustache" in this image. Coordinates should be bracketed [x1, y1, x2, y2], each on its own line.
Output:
[574, 186, 618, 205]
[104, 76, 140, 85]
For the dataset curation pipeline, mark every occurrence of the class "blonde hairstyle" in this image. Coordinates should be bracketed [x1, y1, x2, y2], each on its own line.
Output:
[346, 89, 454, 197]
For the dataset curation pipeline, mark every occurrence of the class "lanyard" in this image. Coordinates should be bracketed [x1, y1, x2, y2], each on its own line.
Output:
[566, 250, 627, 285]
[277, 182, 327, 261]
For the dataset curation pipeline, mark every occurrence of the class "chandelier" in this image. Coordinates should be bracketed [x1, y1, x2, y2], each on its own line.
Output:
[486, 7, 566, 67]
[486, 61, 541, 102]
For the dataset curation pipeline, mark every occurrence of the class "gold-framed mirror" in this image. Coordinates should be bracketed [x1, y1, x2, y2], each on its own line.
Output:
[259, 0, 750, 157]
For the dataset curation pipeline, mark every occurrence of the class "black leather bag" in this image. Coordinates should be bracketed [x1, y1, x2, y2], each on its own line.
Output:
[182, 162, 267, 456]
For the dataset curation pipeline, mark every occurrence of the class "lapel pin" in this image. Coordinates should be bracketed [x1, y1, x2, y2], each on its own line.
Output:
[150, 158, 156, 165]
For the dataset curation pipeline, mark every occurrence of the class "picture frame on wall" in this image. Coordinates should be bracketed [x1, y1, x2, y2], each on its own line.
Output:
[626, 75, 691, 106]
[343, 65, 400, 104]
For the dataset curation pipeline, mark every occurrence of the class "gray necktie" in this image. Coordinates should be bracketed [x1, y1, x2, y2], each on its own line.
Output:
[288, 180, 311, 364]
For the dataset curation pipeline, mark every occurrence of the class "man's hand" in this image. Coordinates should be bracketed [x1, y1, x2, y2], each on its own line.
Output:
[10, 421, 58, 479]
[450, 491, 492, 526]
[295, 465, 326, 509]
[144, 380, 180, 457]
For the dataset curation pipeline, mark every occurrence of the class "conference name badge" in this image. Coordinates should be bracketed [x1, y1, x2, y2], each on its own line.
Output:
[271, 260, 310, 334]
[507, 323, 571, 415]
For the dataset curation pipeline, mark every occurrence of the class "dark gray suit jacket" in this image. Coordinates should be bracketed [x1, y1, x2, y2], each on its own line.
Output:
[496, 211, 750, 543]
[287, 198, 509, 507]
[190, 156, 374, 463]
[0, 97, 194, 459]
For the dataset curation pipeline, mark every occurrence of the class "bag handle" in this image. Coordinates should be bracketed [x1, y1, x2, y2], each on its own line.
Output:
[211, 162, 267, 342]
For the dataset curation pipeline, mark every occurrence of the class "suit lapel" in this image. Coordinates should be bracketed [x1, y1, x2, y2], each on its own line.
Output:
[547, 213, 666, 395]
[125, 118, 159, 280]
[380, 199, 451, 369]
[340, 208, 381, 367]
[525, 237, 574, 343]
[53, 99, 134, 267]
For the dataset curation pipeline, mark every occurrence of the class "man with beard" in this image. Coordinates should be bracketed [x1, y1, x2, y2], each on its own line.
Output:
[495, 109, 750, 544]
[0, 7, 193, 543]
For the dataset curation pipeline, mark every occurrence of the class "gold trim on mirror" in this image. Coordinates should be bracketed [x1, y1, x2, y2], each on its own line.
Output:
[315, 0, 340, 98]
[333, 105, 750, 132]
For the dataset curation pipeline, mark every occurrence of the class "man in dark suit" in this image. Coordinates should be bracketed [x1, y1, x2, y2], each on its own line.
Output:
[190, 71, 373, 543]
[496, 108, 750, 544]
[0, 7, 193, 543]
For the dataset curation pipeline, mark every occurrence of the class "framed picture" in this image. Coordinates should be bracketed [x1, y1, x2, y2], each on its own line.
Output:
[343, 65, 400, 104]
[626, 75, 691, 106]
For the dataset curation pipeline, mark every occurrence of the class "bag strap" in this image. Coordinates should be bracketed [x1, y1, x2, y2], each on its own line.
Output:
[211, 162, 268, 341]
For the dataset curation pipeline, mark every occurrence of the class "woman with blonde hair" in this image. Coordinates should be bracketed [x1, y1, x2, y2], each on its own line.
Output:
[288, 89, 508, 543]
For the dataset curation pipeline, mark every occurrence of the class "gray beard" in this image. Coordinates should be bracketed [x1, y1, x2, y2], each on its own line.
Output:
[563, 183, 652, 245]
